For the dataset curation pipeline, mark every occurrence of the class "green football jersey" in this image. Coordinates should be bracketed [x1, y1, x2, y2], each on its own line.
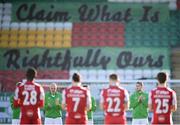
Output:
[87, 96, 96, 120]
[10, 95, 20, 119]
[130, 91, 148, 119]
[44, 92, 62, 118]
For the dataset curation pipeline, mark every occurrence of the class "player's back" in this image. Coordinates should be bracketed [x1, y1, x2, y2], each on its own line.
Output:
[102, 86, 127, 117]
[17, 81, 44, 119]
[150, 86, 176, 124]
[64, 86, 88, 119]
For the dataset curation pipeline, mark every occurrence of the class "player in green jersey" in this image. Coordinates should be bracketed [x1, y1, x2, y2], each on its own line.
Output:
[44, 83, 63, 125]
[83, 85, 96, 125]
[10, 82, 21, 124]
[130, 82, 149, 125]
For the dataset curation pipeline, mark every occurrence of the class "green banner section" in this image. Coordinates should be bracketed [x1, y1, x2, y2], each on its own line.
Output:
[0, 47, 170, 70]
[12, 2, 169, 23]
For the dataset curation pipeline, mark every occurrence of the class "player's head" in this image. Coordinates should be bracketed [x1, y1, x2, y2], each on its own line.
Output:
[136, 82, 143, 92]
[109, 74, 119, 85]
[16, 82, 22, 87]
[72, 73, 81, 83]
[26, 68, 37, 81]
[50, 83, 57, 94]
[157, 72, 168, 85]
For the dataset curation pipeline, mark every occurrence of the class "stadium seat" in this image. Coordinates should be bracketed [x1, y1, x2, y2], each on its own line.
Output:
[18, 41, 27, 48]
[134, 69, 143, 79]
[116, 70, 125, 80]
[0, 34, 9, 43]
[151, 69, 161, 78]
[62, 41, 71, 48]
[79, 70, 88, 81]
[97, 70, 107, 81]
[54, 23, 64, 30]
[28, 22, 37, 36]
[64, 22, 73, 30]
[36, 41, 45, 47]
[26, 41, 36, 48]
[27, 35, 36, 44]
[124, 69, 134, 80]
[2, 15, 11, 22]
[54, 41, 63, 48]
[9, 35, 18, 43]
[0, 41, 9, 48]
[9, 41, 17, 48]
[45, 22, 54, 36]
[143, 69, 152, 79]
[45, 40, 54, 48]
[88, 70, 98, 81]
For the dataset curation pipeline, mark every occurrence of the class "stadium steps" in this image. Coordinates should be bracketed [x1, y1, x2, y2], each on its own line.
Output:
[171, 48, 180, 124]
[171, 48, 180, 79]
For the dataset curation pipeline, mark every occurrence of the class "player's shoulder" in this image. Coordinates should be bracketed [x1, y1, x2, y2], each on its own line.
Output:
[166, 87, 176, 93]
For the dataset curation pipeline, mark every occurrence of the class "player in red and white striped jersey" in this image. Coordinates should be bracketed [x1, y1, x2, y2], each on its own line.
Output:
[100, 74, 129, 125]
[148, 72, 177, 124]
[13, 68, 45, 124]
[62, 73, 91, 125]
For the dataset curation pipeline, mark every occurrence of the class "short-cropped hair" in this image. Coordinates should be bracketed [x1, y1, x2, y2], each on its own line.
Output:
[157, 72, 167, 84]
[109, 74, 118, 81]
[72, 73, 80, 82]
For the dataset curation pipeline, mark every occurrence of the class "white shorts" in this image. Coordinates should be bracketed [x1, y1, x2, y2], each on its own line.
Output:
[44, 117, 63, 125]
[132, 118, 149, 125]
[12, 119, 20, 125]
[88, 119, 94, 125]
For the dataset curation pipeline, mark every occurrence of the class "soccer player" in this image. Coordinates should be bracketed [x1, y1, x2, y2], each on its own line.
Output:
[148, 72, 177, 124]
[83, 85, 97, 125]
[44, 83, 63, 125]
[13, 68, 45, 124]
[130, 82, 148, 125]
[10, 82, 21, 124]
[62, 73, 92, 124]
[100, 73, 129, 124]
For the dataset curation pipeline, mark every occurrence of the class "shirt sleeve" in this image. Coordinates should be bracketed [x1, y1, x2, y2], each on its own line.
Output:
[39, 86, 45, 107]
[100, 90, 104, 104]
[86, 90, 92, 108]
[124, 89, 129, 102]
[172, 91, 177, 106]
[13, 87, 20, 108]
[148, 92, 152, 105]
[62, 89, 66, 105]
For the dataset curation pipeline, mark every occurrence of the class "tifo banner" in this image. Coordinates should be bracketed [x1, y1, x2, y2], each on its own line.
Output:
[12, 2, 169, 23]
[0, 47, 170, 70]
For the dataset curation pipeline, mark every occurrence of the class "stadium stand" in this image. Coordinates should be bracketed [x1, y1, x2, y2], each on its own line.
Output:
[0, 0, 180, 124]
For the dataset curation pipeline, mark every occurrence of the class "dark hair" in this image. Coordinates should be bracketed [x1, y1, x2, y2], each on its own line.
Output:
[109, 74, 118, 81]
[72, 73, 80, 82]
[136, 82, 143, 86]
[157, 72, 167, 84]
[26, 68, 37, 81]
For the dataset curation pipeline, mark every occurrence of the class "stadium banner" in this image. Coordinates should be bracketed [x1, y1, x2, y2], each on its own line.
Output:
[0, 47, 170, 70]
[12, 2, 169, 22]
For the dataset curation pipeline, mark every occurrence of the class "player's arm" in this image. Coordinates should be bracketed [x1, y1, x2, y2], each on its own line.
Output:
[141, 93, 148, 107]
[99, 90, 104, 110]
[91, 97, 96, 112]
[130, 93, 139, 109]
[148, 92, 153, 112]
[61, 89, 66, 110]
[171, 91, 177, 112]
[86, 90, 92, 111]
[13, 87, 20, 108]
[44, 93, 50, 110]
[38, 86, 45, 108]
[124, 90, 129, 111]
[55, 93, 62, 110]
